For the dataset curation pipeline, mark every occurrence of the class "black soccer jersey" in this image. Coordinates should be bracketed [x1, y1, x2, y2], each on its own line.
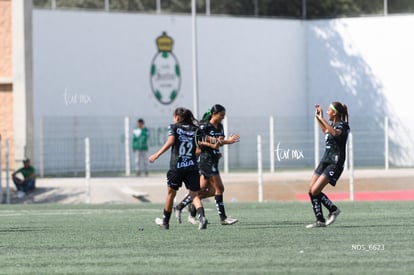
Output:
[321, 121, 350, 166]
[198, 122, 224, 159]
[168, 123, 198, 171]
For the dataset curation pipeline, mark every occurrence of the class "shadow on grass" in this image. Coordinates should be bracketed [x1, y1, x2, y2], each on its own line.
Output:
[9, 187, 85, 204]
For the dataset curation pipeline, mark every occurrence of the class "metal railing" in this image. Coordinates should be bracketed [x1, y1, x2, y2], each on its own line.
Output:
[22, 115, 411, 177]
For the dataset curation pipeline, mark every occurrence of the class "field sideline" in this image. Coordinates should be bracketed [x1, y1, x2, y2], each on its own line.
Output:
[0, 201, 413, 274]
[7, 168, 414, 204]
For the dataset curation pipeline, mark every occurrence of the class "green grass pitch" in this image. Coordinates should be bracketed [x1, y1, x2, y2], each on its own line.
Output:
[0, 201, 413, 274]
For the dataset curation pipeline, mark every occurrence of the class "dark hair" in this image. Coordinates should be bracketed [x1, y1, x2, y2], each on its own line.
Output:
[201, 104, 226, 122]
[138, 118, 144, 124]
[331, 101, 349, 123]
[174, 107, 197, 126]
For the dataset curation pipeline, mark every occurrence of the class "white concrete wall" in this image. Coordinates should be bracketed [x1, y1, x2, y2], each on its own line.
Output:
[196, 17, 306, 118]
[32, 10, 307, 173]
[33, 10, 306, 120]
[32, 9, 414, 171]
[307, 16, 414, 166]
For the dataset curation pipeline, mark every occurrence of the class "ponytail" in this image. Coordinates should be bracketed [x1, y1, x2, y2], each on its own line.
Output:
[174, 107, 198, 126]
[331, 101, 349, 123]
[342, 104, 349, 123]
[201, 104, 226, 122]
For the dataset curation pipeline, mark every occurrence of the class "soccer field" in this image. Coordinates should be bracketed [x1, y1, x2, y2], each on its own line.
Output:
[0, 201, 413, 274]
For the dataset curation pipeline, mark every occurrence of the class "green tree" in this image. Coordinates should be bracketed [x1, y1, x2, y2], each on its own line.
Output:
[388, 0, 414, 13]
[258, 0, 302, 18]
[32, 0, 414, 18]
[306, 0, 383, 19]
[110, 0, 156, 12]
[55, 0, 104, 9]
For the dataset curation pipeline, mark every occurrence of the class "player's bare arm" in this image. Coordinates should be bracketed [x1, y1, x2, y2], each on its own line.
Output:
[149, 136, 175, 163]
[219, 134, 240, 145]
[315, 104, 341, 136]
[198, 139, 220, 149]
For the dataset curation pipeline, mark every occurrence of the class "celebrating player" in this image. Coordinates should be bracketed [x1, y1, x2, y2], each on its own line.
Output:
[149, 107, 208, 230]
[174, 104, 240, 225]
[306, 101, 350, 228]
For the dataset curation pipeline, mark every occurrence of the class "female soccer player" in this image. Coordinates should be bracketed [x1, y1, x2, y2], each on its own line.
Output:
[149, 107, 208, 230]
[306, 101, 350, 228]
[174, 104, 240, 225]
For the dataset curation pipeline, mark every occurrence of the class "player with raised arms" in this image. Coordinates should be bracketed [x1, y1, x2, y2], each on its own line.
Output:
[306, 101, 350, 228]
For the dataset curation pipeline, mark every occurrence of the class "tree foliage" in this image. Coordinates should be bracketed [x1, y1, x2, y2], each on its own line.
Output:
[33, 0, 414, 18]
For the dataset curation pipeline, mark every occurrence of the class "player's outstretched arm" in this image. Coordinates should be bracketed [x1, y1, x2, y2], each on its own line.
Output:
[198, 139, 220, 149]
[220, 134, 240, 145]
[148, 136, 175, 163]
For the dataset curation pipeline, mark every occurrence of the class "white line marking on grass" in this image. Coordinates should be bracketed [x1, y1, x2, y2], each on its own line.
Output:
[0, 208, 161, 217]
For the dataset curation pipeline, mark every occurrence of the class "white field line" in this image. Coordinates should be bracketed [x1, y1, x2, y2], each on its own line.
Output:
[0, 208, 160, 217]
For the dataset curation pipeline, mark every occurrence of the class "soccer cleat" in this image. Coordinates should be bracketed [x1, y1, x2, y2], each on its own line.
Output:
[305, 220, 326, 228]
[155, 217, 169, 230]
[198, 216, 208, 230]
[173, 206, 182, 224]
[154, 217, 163, 226]
[220, 217, 238, 225]
[188, 215, 199, 225]
[326, 208, 341, 226]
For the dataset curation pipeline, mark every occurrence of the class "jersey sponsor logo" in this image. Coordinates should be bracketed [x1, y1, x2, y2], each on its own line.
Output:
[209, 130, 223, 137]
[177, 128, 195, 138]
[150, 32, 181, 105]
[177, 159, 195, 169]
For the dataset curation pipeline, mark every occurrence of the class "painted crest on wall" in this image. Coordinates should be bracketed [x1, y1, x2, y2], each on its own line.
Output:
[150, 32, 181, 105]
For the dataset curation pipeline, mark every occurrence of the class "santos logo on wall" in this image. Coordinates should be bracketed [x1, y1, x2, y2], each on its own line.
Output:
[150, 32, 181, 105]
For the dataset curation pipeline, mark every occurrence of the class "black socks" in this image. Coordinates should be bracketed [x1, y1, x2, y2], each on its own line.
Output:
[196, 206, 205, 218]
[309, 193, 325, 222]
[176, 194, 192, 211]
[163, 209, 171, 224]
[215, 194, 227, 221]
[309, 192, 338, 222]
[320, 192, 337, 213]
